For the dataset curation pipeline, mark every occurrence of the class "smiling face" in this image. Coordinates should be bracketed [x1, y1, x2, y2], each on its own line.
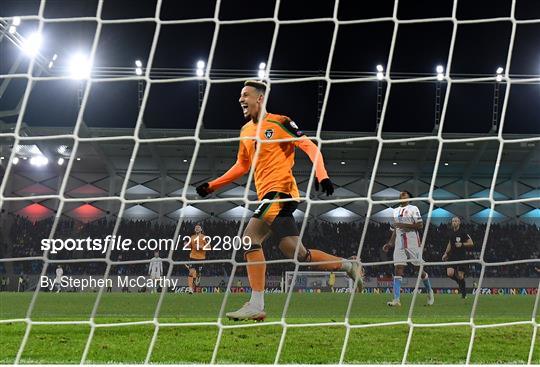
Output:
[194, 224, 202, 234]
[238, 85, 265, 121]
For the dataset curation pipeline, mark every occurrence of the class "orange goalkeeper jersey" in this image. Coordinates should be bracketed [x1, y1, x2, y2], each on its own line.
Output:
[208, 113, 329, 200]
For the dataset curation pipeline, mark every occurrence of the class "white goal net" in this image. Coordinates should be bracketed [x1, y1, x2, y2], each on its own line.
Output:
[0, 0, 539, 364]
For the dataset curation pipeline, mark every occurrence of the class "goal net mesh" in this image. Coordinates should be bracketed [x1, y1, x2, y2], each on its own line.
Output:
[0, 0, 539, 364]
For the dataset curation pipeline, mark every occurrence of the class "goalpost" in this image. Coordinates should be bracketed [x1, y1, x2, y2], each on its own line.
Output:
[0, 0, 539, 364]
[284, 271, 353, 293]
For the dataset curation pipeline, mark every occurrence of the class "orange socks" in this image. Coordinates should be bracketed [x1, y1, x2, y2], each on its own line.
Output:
[308, 249, 343, 271]
[246, 249, 266, 292]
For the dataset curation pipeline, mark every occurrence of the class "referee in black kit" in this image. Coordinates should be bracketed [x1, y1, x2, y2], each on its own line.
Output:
[442, 216, 474, 298]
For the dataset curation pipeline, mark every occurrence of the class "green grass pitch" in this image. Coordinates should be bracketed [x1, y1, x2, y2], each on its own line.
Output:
[0, 291, 538, 364]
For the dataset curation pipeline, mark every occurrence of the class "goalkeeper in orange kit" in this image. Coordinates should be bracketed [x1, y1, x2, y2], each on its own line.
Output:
[196, 80, 363, 321]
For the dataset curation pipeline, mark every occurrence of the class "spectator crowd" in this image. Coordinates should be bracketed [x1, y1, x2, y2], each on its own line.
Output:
[1, 215, 538, 279]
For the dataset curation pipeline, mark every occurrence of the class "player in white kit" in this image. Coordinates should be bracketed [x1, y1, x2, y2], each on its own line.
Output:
[148, 251, 163, 293]
[53, 265, 63, 293]
[382, 191, 434, 306]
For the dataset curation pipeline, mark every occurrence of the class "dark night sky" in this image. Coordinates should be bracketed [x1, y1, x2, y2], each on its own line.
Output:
[1, 0, 539, 136]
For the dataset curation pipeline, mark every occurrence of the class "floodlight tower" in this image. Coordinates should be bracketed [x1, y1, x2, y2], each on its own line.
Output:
[7, 16, 21, 35]
[434, 65, 444, 131]
[135, 59, 143, 75]
[196, 60, 205, 109]
[135, 59, 144, 109]
[492, 67, 504, 132]
[258, 62, 266, 79]
[376, 64, 384, 128]
[69, 53, 92, 107]
[317, 69, 324, 122]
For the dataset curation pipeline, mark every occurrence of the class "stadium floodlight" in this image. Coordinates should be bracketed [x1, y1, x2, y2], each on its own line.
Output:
[258, 62, 267, 78]
[21, 32, 43, 57]
[69, 53, 92, 79]
[135, 60, 143, 75]
[13, 16, 21, 26]
[30, 156, 48, 167]
[183, 159, 188, 163]
[9, 26, 16, 34]
[57, 157, 65, 166]
[0, 156, 4, 160]
[340, 161, 346, 165]
[436, 65, 444, 81]
[76, 157, 81, 161]
[57, 145, 68, 154]
[444, 162, 449, 166]
[12, 157, 19, 165]
[392, 162, 398, 166]
[496, 67, 504, 82]
[376, 65, 384, 80]
[49, 54, 58, 69]
[196, 60, 205, 78]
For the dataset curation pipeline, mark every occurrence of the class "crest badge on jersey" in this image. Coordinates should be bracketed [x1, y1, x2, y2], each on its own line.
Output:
[264, 129, 274, 139]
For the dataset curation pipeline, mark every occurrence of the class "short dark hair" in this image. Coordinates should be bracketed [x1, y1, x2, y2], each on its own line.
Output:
[401, 190, 413, 199]
[244, 79, 267, 94]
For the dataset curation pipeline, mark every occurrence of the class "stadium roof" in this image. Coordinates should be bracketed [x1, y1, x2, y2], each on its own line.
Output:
[1, 127, 538, 224]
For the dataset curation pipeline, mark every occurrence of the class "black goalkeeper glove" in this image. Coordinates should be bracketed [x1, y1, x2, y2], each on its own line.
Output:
[315, 178, 334, 196]
[196, 183, 212, 198]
